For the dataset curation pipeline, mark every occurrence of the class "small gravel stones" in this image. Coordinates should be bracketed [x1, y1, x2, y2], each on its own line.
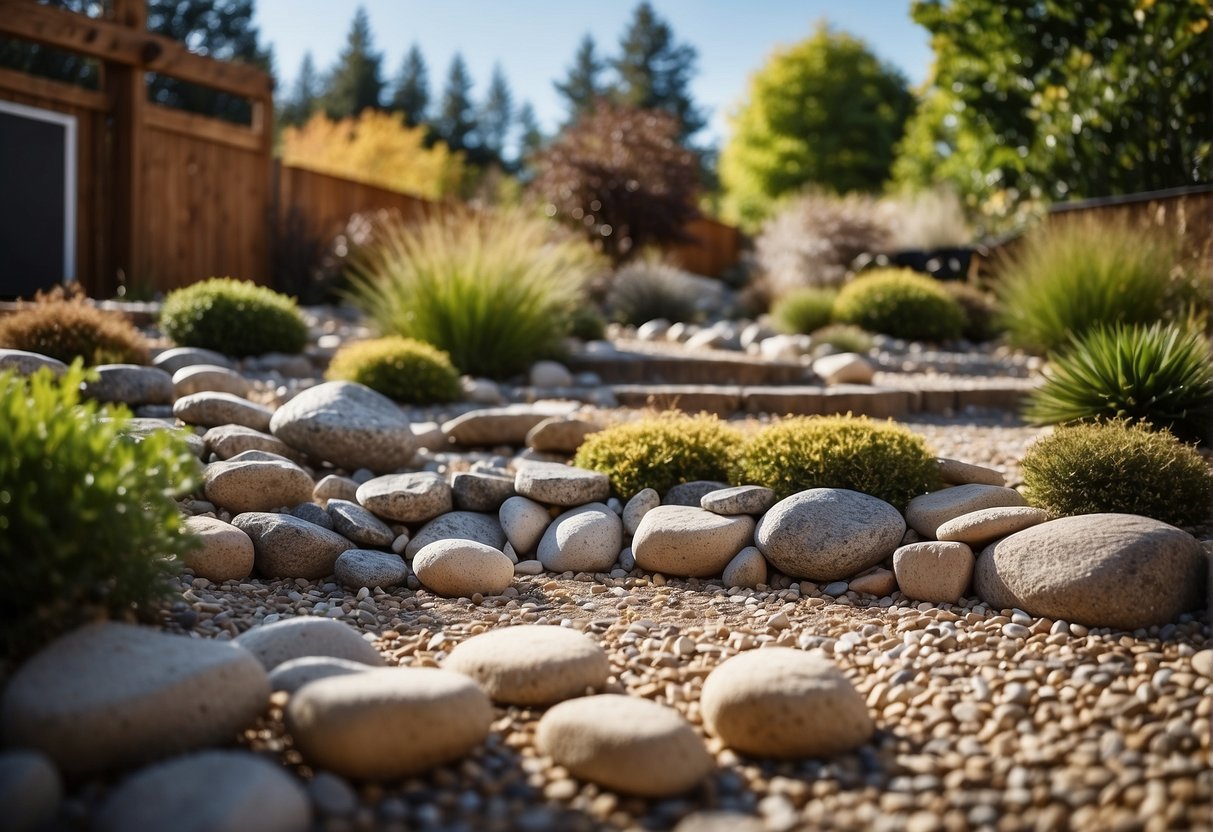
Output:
[356, 472, 453, 523]
[525, 415, 601, 453]
[936, 505, 1050, 547]
[451, 471, 516, 511]
[203, 457, 315, 514]
[172, 364, 251, 399]
[700, 485, 776, 516]
[499, 496, 553, 554]
[285, 668, 493, 780]
[722, 546, 768, 589]
[515, 463, 610, 506]
[204, 424, 298, 461]
[975, 513, 1208, 629]
[334, 549, 407, 590]
[812, 352, 875, 385]
[94, 750, 310, 832]
[173, 391, 274, 432]
[233, 617, 384, 671]
[0, 622, 269, 777]
[443, 403, 577, 446]
[182, 516, 255, 582]
[269, 381, 416, 473]
[0, 750, 62, 832]
[936, 456, 1006, 486]
[536, 694, 714, 797]
[443, 625, 610, 705]
[756, 488, 905, 581]
[700, 648, 873, 759]
[663, 480, 731, 507]
[269, 657, 374, 694]
[231, 512, 355, 580]
[404, 511, 506, 559]
[623, 488, 661, 536]
[905, 484, 1027, 538]
[633, 506, 755, 578]
[893, 541, 975, 605]
[82, 364, 173, 405]
[0, 348, 67, 376]
[412, 539, 514, 597]
[537, 503, 624, 573]
[326, 499, 395, 547]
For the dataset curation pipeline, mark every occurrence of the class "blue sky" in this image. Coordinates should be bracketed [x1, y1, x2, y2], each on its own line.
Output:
[255, 0, 932, 146]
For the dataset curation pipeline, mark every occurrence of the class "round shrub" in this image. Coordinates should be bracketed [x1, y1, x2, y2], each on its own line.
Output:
[771, 288, 837, 335]
[572, 414, 743, 500]
[943, 281, 1003, 343]
[2, 364, 200, 658]
[811, 324, 874, 354]
[568, 305, 607, 341]
[736, 415, 940, 510]
[0, 286, 148, 365]
[326, 336, 461, 404]
[607, 260, 702, 326]
[1021, 420, 1213, 527]
[160, 277, 308, 357]
[833, 268, 965, 342]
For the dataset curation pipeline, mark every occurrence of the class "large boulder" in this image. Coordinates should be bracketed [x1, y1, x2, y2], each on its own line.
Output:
[270, 381, 415, 473]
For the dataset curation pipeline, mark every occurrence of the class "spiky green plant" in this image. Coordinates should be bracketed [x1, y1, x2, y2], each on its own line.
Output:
[771, 287, 837, 335]
[832, 268, 965, 342]
[160, 277, 308, 357]
[325, 336, 461, 404]
[346, 207, 602, 379]
[1024, 322, 1213, 443]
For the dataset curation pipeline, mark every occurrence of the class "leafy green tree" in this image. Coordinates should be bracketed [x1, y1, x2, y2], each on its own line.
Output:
[554, 34, 606, 123]
[611, 2, 705, 140]
[719, 24, 913, 228]
[321, 6, 384, 119]
[390, 43, 429, 126]
[896, 0, 1212, 227]
[279, 52, 319, 127]
[478, 64, 514, 164]
[434, 53, 476, 154]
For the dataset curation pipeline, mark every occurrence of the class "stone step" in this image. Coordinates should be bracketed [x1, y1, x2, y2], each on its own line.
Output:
[568, 348, 810, 386]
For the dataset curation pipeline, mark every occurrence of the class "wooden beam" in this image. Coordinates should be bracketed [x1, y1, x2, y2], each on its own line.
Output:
[144, 103, 262, 152]
[0, 65, 108, 111]
[0, 0, 272, 100]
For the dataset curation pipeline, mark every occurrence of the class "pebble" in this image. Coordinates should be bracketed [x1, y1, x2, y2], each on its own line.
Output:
[0, 750, 63, 832]
[451, 471, 516, 511]
[525, 416, 601, 453]
[514, 463, 610, 506]
[499, 496, 553, 555]
[306, 771, 358, 817]
[356, 472, 453, 523]
[231, 512, 355, 580]
[313, 474, 360, 505]
[528, 360, 574, 388]
[182, 515, 255, 582]
[203, 456, 315, 514]
[289, 502, 333, 529]
[412, 539, 515, 597]
[83, 364, 173, 405]
[172, 364, 251, 399]
[334, 549, 408, 590]
[633, 506, 755, 578]
[812, 352, 875, 385]
[905, 484, 1027, 538]
[404, 511, 506, 559]
[204, 424, 298, 461]
[268, 656, 373, 694]
[936, 457, 1005, 487]
[537, 503, 623, 574]
[174, 391, 274, 432]
[443, 625, 610, 705]
[663, 480, 731, 507]
[700, 485, 777, 516]
[936, 506, 1050, 547]
[849, 568, 898, 596]
[326, 499, 396, 547]
[443, 403, 577, 446]
[722, 546, 768, 589]
[622, 488, 661, 535]
[0, 348, 68, 376]
[232, 617, 384, 671]
[893, 541, 975, 605]
[153, 346, 233, 374]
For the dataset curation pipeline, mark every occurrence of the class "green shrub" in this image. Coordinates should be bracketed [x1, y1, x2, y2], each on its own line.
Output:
[568, 305, 608, 341]
[996, 217, 1201, 354]
[1, 365, 200, 658]
[1021, 420, 1213, 527]
[1024, 322, 1213, 444]
[0, 285, 148, 365]
[811, 324, 874, 354]
[607, 259, 702, 326]
[326, 336, 461, 404]
[572, 414, 742, 500]
[347, 207, 601, 380]
[736, 415, 940, 510]
[943, 281, 1003, 343]
[160, 277, 309, 358]
[833, 268, 965, 342]
[771, 288, 837, 335]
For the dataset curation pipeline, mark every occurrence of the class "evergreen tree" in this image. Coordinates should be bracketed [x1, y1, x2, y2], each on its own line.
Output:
[554, 34, 605, 123]
[279, 52, 319, 127]
[478, 64, 514, 164]
[434, 53, 476, 154]
[321, 6, 384, 119]
[611, 2, 705, 140]
[516, 102, 545, 165]
[390, 43, 429, 126]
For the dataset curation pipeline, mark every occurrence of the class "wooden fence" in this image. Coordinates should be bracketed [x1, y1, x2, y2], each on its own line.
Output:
[665, 217, 743, 278]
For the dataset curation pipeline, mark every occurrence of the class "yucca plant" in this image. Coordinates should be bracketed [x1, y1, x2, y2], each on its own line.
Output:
[771, 287, 837, 335]
[346, 207, 602, 379]
[1024, 321, 1213, 443]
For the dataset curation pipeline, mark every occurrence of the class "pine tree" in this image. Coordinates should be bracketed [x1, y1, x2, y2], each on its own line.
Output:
[554, 34, 605, 123]
[611, 2, 705, 140]
[280, 52, 319, 126]
[516, 101, 545, 165]
[390, 43, 429, 126]
[435, 54, 476, 154]
[478, 65, 514, 164]
[321, 6, 384, 119]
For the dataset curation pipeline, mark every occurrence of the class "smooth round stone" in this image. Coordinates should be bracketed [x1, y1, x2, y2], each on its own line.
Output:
[701, 485, 776, 516]
[172, 364, 251, 399]
[443, 625, 609, 705]
[537, 503, 623, 574]
[117, 417, 204, 458]
[327, 499, 395, 547]
[0, 622, 269, 777]
[451, 471, 516, 512]
[937, 457, 1005, 487]
[286, 668, 493, 780]
[204, 457, 315, 514]
[700, 648, 873, 759]
[232, 512, 355, 579]
[536, 694, 714, 797]
[82, 364, 173, 405]
[499, 496, 553, 555]
[623, 488, 661, 536]
[633, 506, 755, 578]
[182, 516, 255, 582]
[905, 484, 1027, 539]
[515, 463, 610, 507]
[528, 360, 574, 388]
[234, 617, 384, 671]
[334, 549, 407, 590]
[173, 391, 273, 432]
[314, 474, 359, 505]
[94, 750, 310, 832]
[404, 511, 505, 559]
[356, 472, 453, 523]
[849, 568, 898, 596]
[412, 539, 514, 597]
[663, 480, 731, 507]
[755, 488, 905, 582]
[153, 346, 234, 374]
[0, 750, 62, 832]
[0, 348, 67, 376]
[974, 514, 1207, 629]
[812, 352, 875, 385]
[722, 546, 768, 589]
[268, 657, 373, 694]
[525, 416, 601, 454]
[269, 381, 416, 474]
[204, 424, 299, 461]
[936, 506, 1050, 547]
[442, 403, 576, 447]
[290, 502, 334, 529]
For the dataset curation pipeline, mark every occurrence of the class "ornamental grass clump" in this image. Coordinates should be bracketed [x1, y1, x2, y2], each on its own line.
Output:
[832, 268, 965, 342]
[736, 415, 940, 510]
[1024, 322, 1213, 444]
[572, 414, 742, 500]
[1021, 420, 1213, 527]
[347, 207, 601, 379]
[0, 284, 148, 365]
[1, 365, 200, 658]
[771, 287, 837, 335]
[606, 259, 703, 326]
[326, 336, 461, 404]
[160, 277, 309, 357]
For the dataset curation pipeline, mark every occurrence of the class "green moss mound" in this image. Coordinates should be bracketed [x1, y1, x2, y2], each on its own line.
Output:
[736, 415, 940, 510]
[0, 286, 148, 365]
[771, 287, 837, 335]
[160, 277, 308, 357]
[326, 336, 461, 404]
[833, 268, 965, 342]
[1021, 420, 1213, 527]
